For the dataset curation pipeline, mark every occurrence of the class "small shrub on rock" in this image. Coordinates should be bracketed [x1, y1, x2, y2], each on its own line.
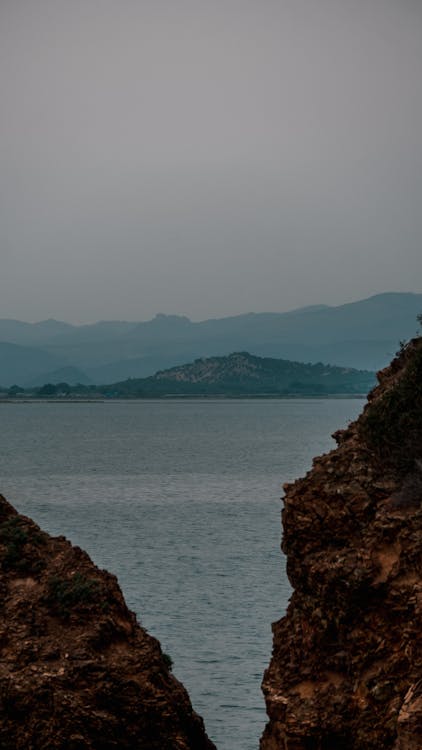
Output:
[46, 573, 100, 618]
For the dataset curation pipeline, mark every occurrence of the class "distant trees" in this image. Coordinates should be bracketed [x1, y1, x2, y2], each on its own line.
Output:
[37, 383, 57, 396]
[7, 385, 24, 396]
[37, 382, 72, 396]
[56, 382, 71, 395]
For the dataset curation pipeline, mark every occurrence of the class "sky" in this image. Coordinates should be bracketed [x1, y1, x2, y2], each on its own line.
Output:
[1, 0, 421, 323]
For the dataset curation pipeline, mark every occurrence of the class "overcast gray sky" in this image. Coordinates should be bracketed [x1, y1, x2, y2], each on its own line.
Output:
[1, 0, 421, 323]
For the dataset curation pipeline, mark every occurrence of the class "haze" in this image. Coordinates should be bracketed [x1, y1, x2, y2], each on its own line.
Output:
[1, 0, 421, 324]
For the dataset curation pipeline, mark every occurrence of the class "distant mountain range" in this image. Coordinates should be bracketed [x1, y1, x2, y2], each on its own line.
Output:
[0, 292, 420, 387]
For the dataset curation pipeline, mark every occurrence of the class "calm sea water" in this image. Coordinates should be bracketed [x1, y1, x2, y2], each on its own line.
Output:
[0, 398, 363, 750]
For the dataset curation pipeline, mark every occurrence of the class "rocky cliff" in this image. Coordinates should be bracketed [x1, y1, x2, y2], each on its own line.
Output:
[0, 494, 216, 749]
[261, 337, 422, 750]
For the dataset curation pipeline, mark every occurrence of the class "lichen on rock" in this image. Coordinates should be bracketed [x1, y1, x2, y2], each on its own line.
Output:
[0, 494, 216, 749]
[261, 337, 422, 750]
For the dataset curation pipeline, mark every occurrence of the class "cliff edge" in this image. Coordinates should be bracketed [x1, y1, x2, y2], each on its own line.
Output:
[0, 494, 216, 749]
[261, 337, 422, 750]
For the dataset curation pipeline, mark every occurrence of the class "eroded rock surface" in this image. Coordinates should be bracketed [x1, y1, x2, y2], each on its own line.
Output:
[0, 494, 216, 749]
[261, 338, 422, 749]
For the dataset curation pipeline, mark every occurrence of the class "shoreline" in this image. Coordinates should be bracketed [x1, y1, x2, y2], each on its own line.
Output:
[0, 394, 367, 403]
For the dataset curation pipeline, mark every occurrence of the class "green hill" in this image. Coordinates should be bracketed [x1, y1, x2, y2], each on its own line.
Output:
[100, 352, 376, 397]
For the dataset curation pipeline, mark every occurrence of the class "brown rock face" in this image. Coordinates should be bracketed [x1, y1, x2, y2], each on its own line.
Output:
[0, 494, 216, 749]
[261, 338, 422, 750]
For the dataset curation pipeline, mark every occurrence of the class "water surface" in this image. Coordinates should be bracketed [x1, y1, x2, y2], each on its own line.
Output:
[0, 398, 364, 749]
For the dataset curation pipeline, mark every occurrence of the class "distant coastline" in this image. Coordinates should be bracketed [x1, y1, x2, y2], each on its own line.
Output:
[0, 394, 368, 403]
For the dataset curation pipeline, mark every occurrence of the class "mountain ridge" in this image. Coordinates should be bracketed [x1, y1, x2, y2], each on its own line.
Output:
[0, 293, 420, 386]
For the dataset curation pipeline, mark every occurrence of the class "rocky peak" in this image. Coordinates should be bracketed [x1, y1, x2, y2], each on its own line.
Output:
[261, 337, 422, 749]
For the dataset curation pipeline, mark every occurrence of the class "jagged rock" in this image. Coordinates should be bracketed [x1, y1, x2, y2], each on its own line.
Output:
[0, 494, 216, 749]
[261, 338, 422, 750]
